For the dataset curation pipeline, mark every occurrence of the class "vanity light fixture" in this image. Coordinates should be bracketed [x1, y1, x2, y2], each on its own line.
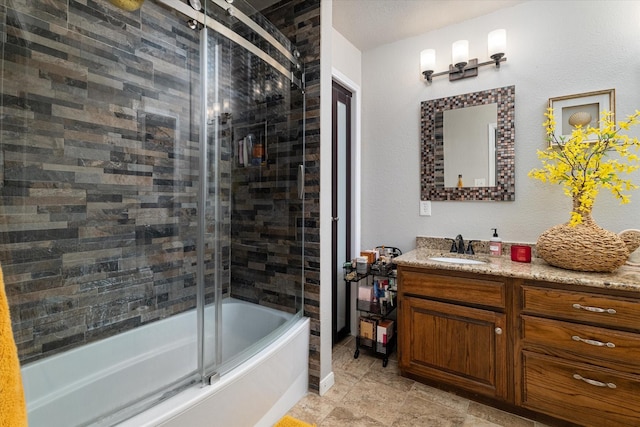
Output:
[421, 29, 507, 84]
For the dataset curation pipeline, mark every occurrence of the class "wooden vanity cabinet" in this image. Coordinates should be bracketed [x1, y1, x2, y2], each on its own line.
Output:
[517, 281, 640, 427]
[397, 264, 640, 427]
[397, 266, 511, 400]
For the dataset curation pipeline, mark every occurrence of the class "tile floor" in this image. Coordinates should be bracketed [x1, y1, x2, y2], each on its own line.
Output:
[285, 336, 552, 427]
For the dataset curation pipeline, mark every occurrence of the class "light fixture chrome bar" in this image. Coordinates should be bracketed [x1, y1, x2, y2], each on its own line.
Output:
[423, 56, 506, 83]
[156, 0, 299, 85]
[421, 29, 507, 85]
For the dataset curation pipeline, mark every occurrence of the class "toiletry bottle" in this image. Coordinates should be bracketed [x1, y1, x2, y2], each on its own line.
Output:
[490, 228, 502, 257]
[457, 174, 463, 188]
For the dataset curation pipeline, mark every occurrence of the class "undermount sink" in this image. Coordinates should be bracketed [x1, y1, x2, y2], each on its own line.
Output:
[428, 256, 487, 265]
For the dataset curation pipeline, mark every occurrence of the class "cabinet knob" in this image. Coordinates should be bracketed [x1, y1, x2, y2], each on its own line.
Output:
[495, 327, 503, 335]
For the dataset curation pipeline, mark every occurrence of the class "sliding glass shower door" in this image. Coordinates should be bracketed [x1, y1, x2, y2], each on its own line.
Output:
[2, 0, 209, 424]
[2, 0, 304, 424]
[200, 0, 306, 378]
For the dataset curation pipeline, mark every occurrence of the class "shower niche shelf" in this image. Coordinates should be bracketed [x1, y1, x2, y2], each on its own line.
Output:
[234, 121, 268, 167]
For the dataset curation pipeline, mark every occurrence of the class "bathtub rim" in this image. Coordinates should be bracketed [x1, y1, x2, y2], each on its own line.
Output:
[116, 315, 310, 427]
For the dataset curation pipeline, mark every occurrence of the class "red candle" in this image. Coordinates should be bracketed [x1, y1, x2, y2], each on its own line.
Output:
[510, 245, 531, 263]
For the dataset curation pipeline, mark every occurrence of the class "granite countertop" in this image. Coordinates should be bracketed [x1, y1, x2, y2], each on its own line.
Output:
[393, 237, 640, 293]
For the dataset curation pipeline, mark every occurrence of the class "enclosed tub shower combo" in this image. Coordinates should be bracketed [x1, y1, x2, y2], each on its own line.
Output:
[0, 0, 309, 425]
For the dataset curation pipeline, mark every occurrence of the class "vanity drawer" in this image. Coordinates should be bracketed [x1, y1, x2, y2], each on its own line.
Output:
[400, 269, 505, 309]
[522, 351, 640, 427]
[521, 284, 640, 330]
[521, 315, 640, 374]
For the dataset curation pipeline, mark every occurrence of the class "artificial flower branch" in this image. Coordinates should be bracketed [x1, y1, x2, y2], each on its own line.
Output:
[529, 108, 640, 226]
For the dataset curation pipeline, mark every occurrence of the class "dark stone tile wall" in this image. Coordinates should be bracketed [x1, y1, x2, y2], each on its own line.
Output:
[262, 0, 321, 393]
[0, 0, 205, 363]
[1, 0, 308, 366]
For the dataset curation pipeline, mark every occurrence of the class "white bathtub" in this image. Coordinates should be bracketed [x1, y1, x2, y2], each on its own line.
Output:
[22, 298, 309, 427]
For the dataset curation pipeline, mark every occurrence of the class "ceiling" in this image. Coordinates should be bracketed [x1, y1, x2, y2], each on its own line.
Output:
[332, 0, 526, 51]
[247, 0, 527, 52]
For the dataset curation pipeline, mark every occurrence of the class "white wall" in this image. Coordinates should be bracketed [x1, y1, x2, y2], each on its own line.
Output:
[332, 29, 362, 87]
[319, 0, 333, 395]
[332, 30, 363, 257]
[360, 0, 640, 252]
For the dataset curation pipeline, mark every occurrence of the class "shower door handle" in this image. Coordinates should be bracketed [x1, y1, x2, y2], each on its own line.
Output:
[297, 164, 304, 200]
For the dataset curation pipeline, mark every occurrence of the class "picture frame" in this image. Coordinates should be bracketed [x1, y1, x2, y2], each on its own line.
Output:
[547, 89, 615, 146]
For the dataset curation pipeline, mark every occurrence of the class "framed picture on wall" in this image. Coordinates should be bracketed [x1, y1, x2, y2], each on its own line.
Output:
[547, 89, 615, 146]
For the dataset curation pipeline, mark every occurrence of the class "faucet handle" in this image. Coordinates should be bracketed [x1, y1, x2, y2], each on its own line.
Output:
[466, 240, 479, 255]
[455, 234, 465, 254]
[445, 238, 457, 253]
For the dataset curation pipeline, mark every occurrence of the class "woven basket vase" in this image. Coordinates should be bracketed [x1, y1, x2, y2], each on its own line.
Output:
[536, 208, 635, 273]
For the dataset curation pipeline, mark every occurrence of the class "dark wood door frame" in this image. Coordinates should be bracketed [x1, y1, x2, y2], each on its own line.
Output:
[332, 81, 352, 344]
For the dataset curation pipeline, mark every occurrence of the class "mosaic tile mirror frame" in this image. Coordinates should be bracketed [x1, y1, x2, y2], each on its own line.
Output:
[420, 85, 516, 201]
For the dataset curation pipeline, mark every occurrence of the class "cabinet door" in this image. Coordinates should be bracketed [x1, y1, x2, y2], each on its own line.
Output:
[399, 296, 508, 399]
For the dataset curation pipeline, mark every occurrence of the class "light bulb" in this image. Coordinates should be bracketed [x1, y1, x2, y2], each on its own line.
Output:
[488, 29, 506, 59]
[420, 49, 436, 74]
[451, 40, 469, 68]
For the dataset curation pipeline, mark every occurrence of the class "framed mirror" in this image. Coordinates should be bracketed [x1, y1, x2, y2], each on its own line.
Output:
[420, 85, 515, 201]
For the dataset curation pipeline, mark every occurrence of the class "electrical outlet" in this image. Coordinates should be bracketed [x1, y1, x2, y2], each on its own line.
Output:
[419, 200, 431, 216]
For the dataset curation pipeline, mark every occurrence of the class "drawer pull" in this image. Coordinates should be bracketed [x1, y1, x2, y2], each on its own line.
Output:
[571, 335, 615, 348]
[495, 327, 503, 335]
[573, 374, 617, 389]
[572, 303, 616, 314]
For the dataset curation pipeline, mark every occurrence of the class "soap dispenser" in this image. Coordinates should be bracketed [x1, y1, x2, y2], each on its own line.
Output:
[490, 228, 502, 257]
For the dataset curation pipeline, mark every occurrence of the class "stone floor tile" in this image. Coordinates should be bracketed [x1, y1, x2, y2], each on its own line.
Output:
[362, 359, 414, 393]
[286, 337, 542, 427]
[320, 372, 358, 404]
[286, 393, 334, 425]
[390, 393, 466, 427]
[467, 401, 534, 427]
[319, 406, 388, 427]
[462, 414, 503, 426]
[332, 351, 377, 382]
[341, 376, 408, 425]
[408, 381, 470, 413]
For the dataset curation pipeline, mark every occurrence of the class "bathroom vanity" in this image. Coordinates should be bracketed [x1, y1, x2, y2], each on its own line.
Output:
[395, 247, 640, 427]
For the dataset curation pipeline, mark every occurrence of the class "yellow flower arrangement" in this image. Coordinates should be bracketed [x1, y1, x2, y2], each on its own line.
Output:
[529, 108, 640, 226]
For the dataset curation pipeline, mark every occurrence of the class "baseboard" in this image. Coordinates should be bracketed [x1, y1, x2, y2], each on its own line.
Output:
[318, 371, 335, 396]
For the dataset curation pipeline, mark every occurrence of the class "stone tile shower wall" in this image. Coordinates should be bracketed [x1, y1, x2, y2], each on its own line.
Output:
[225, 20, 303, 312]
[0, 0, 207, 363]
[262, 0, 321, 392]
[0, 0, 307, 365]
